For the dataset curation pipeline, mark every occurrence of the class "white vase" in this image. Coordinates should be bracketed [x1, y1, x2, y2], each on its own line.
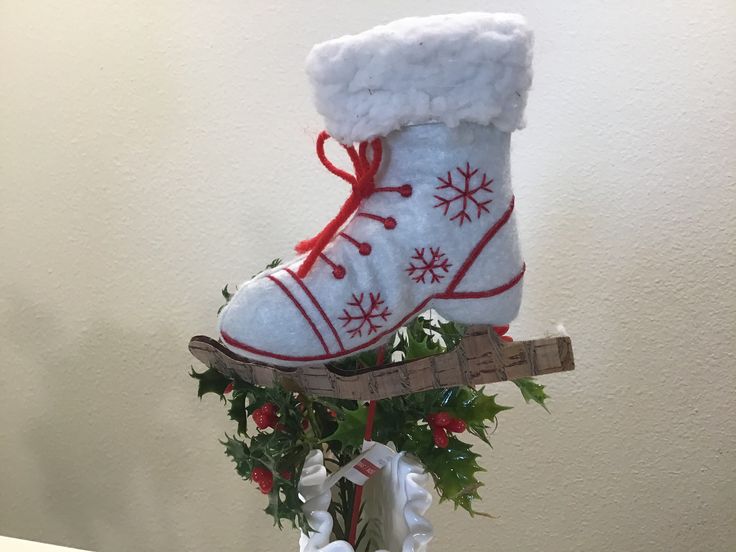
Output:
[298, 449, 433, 552]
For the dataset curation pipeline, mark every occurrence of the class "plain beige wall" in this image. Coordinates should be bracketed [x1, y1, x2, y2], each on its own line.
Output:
[1, 1, 735, 551]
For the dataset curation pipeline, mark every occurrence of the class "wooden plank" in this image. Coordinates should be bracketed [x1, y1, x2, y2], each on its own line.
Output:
[188, 326, 574, 401]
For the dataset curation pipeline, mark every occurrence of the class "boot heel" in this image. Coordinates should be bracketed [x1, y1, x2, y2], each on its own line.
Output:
[431, 283, 523, 326]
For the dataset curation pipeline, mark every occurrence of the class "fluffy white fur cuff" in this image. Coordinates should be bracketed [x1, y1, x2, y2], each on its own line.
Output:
[306, 12, 534, 144]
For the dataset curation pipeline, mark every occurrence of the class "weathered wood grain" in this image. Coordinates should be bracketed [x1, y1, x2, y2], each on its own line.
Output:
[188, 326, 574, 400]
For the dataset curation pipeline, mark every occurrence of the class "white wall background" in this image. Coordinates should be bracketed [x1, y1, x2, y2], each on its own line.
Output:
[1, 1, 735, 551]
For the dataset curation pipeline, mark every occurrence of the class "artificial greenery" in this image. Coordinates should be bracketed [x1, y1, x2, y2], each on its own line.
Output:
[191, 260, 550, 543]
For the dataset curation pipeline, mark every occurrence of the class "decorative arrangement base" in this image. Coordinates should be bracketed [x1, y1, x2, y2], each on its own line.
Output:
[299, 450, 433, 552]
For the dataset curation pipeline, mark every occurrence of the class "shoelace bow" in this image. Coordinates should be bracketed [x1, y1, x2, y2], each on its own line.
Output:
[295, 131, 383, 278]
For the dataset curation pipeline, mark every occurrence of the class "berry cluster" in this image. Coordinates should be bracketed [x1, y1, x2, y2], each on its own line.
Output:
[426, 411, 467, 448]
[252, 402, 283, 430]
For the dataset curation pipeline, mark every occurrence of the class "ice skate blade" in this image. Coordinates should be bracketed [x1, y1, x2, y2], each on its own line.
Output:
[188, 326, 574, 401]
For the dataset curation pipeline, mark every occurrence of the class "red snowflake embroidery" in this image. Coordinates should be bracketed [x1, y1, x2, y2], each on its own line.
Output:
[338, 292, 391, 338]
[406, 247, 452, 284]
[434, 162, 494, 226]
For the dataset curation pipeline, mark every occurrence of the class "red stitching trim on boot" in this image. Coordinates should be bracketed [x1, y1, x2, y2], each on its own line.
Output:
[221, 266, 524, 362]
[338, 292, 391, 338]
[445, 196, 515, 294]
[434, 162, 494, 226]
[436, 264, 525, 299]
[266, 274, 330, 354]
[356, 213, 397, 229]
[375, 184, 412, 197]
[284, 267, 345, 352]
[406, 247, 452, 284]
[318, 253, 346, 279]
[338, 232, 372, 256]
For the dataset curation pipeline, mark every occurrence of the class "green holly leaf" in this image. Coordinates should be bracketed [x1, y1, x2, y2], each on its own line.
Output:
[434, 319, 465, 350]
[252, 258, 282, 278]
[402, 318, 442, 360]
[405, 426, 487, 515]
[324, 404, 369, 451]
[442, 387, 510, 425]
[265, 473, 307, 529]
[190, 366, 231, 399]
[222, 434, 252, 478]
[439, 387, 510, 445]
[218, 285, 235, 314]
[228, 391, 248, 434]
[391, 313, 464, 361]
[513, 378, 550, 412]
[329, 348, 384, 373]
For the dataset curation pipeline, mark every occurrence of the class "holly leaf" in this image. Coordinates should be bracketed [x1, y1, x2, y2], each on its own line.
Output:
[442, 387, 510, 425]
[222, 434, 252, 478]
[404, 426, 487, 515]
[403, 318, 443, 360]
[439, 387, 511, 445]
[324, 404, 369, 451]
[265, 474, 307, 529]
[434, 318, 464, 350]
[252, 258, 282, 278]
[329, 348, 384, 373]
[514, 378, 550, 412]
[190, 366, 231, 399]
[218, 285, 235, 314]
[228, 391, 248, 434]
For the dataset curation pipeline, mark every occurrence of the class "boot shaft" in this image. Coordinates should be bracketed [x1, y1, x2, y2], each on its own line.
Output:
[366, 122, 513, 235]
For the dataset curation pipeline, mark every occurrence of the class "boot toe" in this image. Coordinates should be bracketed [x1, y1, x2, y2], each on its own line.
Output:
[218, 274, 331, 365]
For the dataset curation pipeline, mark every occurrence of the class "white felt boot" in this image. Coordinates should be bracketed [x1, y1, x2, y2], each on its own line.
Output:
[218, 13, 533, 367]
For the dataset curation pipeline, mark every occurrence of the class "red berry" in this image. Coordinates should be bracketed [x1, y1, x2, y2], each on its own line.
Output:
[223, 383, 234, 394]
[426, 413, 438, 426]
[258, 471, 274, 494]
[252, 408, 271, 430]
[302, 418, 309, 429]
[251, 466, 269, 483]
[447, 418, 467, 433]
[433, 412, 451, 428]
[273, 422, 286, 432]
[327, 408, 337, 418]
[493, 325, 510, 336]
[432, 426, 449, 448]
[261, 403, 278, 416]
[280, 470, 292, 480]
[501, 335, 514, 342]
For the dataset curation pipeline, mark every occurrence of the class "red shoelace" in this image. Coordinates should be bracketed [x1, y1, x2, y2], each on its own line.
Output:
[295, 131, 411, 279]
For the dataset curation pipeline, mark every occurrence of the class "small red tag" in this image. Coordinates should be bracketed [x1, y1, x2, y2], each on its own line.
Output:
[354, 458, 380, 478]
